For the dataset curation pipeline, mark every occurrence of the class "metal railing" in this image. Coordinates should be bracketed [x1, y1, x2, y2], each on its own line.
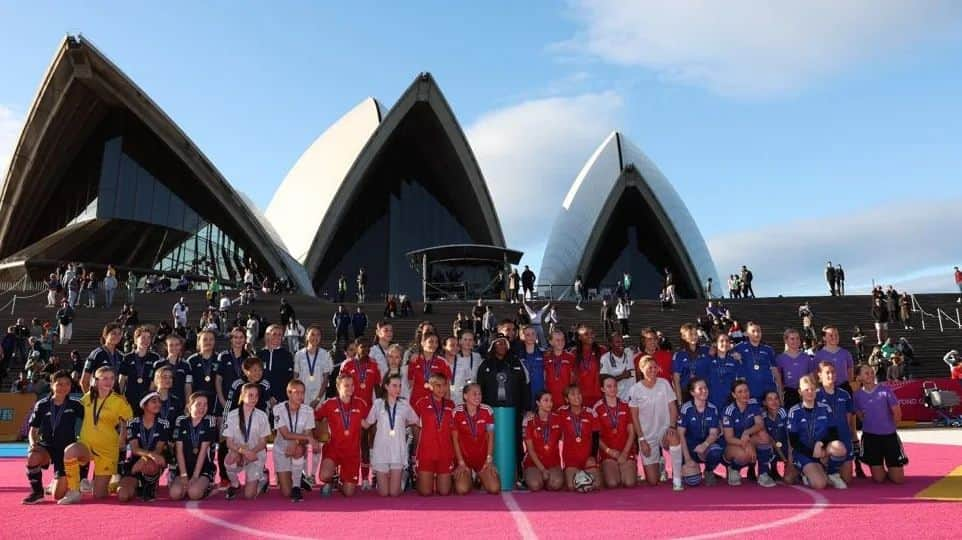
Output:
[910, 294, 960, 332]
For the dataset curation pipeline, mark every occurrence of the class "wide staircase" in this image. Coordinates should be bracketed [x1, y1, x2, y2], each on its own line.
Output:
[2, 286, 960, 386]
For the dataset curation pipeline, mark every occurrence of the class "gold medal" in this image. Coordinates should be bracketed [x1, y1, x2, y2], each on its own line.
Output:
[204, 375, 211, 382]
[137, 377, 143, 384]
[309, 375, 315, 382]
[544, 444, 550, 451]
[424, 382, 431, 389]
[193, 448, 199, 455]
[343, 429, 350, 436]
[360, 383, 366, 390]
[575, 436, 582, 443]
[389, 429, 396, 437]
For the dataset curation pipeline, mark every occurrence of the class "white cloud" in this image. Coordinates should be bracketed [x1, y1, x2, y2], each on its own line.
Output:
[467, 92, 624, 272]
[0, 105, 22, 174]
[708, 199, 962, 297]
[560, 0, 962, 97]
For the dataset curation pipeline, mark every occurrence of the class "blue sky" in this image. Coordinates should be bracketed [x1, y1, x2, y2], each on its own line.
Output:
[2, 1, 961, 296]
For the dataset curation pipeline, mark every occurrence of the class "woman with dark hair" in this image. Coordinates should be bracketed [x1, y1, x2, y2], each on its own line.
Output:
[678, 377, 724, 487]
[223, 383, 271, 500]
[854, 364, 907, 484]
[721, 379, 773, 488]
[452, 382, 500, 494]
[573, 324, 604, 407]
[364, 373, 419, 497]
[761, 389, 798, 484]
[403, 321, 436, 365]
[118, 392, 170, 502]
[169, 392, 217, 500]
[523, 391, 564, 491]
[594, 375, 636, 488]
[406, 332, 450, 407]
[22, 370, 84, 504]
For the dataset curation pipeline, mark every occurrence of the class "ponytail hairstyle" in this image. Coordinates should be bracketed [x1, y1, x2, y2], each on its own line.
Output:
[237, 382, 261, 437]
[101, 322, 123, 346]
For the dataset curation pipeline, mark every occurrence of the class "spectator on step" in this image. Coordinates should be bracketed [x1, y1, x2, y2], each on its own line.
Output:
[66, 272, 81, 308]
[356, 267, 367, 303]
[615, 297, 631, 338]
[871, 297, 889, 344]
[704, 276, 714, 299]
[522, 300, 551, 346]
[102, 270, 118, 308]
[279, 297, 296, 327]
[622, 271, 633, 303]
[384, 294, 397, 318]
[727, 274, 739, 299]
[835, 264, 845, 296]
[825, 262, 837, 296]
[45, 273, 59, 308]
[600, 299, 615, 336]
[285, 318, 305, 351]
[56, 300, 74, 345]
[798, 301, 813, 323]
[246, 312, 260, 346]
[352, 306, 368, 338]
[943, 350, 962, 379]
[663, 268, 675, 302]
[521, 265, 536, 301]
[899, 293, 913, 330]
[515, 305, 531, 328]
[218, 293, 231, 322]
[399, 294, 412, 317]
[545, 305, 560, 337]
[336, 274, 347, 303]
[507, 268, 520, 304]
[740, 265, 755, 298]
[887, 353, 906, 381]
[574, 275, 586, 311]
[172, 297, 189, 329]
[472, 299, 485, 336]
[852, 326, 866, 362]
[885, 286, 899, 324]
[482, 305, 496, 341]
[955, 266, 962, 303]
[333, 305, 352, 344]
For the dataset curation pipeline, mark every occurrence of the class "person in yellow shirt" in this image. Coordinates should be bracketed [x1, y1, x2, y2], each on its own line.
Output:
[58, 366, 132, 504]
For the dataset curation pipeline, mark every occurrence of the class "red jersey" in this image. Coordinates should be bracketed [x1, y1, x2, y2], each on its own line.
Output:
[452, 403, 495, 469]
[414, 395, 456, 460]
[408, 354, 453, 406]
[636, 350, 673, 382]
[556, 405, 599, 468]
[544, 350, 576, 409]
[573, 344, 606, 405]
[955, 269, 962, 285]
[592, 398, 634, 458]
[952, 364, 962, 380]
[523, 412, 563, 469]
[339, 357, 381, 408]
[315, 396, 367, 458]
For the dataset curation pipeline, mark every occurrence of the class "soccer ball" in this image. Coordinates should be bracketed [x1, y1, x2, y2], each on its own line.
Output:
[573, 470, 595, 492]
[682, 462, 702, 486]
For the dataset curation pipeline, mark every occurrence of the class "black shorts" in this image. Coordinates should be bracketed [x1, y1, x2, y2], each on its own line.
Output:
[38, 443, 66, 477]
[169, 459, 215, 482]
[860, 432, 908, 468]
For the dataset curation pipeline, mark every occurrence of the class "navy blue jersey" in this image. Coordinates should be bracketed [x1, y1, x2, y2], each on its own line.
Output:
[815, 387, 854, 442]
[120, 351, 160, 413]
[173, 414, 217, 464]
[258, 347, 294, 397]
[28, 396, 84, 448]
[697, 353, 749, 411]
[83, 346, 124, 374]
[678, 401, 721, 448]
[157, 393, 184, 426]
[187, 352, 218, 396]
[153, 357, 191, 402]
[126, 416, 171, 452]
[672, 346, 708, 393]
[216, 350, 249, 404]
[733, 342, 777, 398]
[762, 407, 789, 448]
[722, 399, 762, 439]
[224, 377, 272, 413]
[787, 402, 837, 458]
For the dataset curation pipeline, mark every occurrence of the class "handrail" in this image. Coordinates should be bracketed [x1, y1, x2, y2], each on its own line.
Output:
[910, 294, 938, 331]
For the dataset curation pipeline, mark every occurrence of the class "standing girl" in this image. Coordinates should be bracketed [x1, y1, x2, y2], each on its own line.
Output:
[573, 325, 604, 407]
[775, 329, 815, 410]
[543, 330, 576, 410]
[364, 374, 419, 497]
[407, 332, 451, 407]
[413, 372, 457, 496]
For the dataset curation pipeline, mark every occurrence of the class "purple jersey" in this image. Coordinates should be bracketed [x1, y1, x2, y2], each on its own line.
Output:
[814, 347, 854, 384]
[775, 352, 815, 390]
[854, 384, 898, 435]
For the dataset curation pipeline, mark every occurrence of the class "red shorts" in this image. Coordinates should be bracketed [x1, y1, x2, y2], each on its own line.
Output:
[599, 451, 636, 463]
[563, 453, 596, 471]
[523, 453, 561, 470]
[464, 455, 486, 473]
[325, 450, 360, 485]
[418, 455, 454, 474]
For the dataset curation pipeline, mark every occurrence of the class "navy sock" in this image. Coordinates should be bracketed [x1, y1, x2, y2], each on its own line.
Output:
[27, 466, 42, 493]
[756, 445, 773, 475]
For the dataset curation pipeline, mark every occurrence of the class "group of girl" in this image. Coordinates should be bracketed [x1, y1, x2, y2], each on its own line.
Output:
[21, 318, 906, 504]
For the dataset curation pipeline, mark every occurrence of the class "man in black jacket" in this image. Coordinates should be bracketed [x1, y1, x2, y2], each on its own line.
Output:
[477, 334, 530, 482]
[520, 266, 536, 302]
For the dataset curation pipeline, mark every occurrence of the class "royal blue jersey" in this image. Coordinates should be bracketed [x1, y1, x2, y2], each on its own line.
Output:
[816, 387, 854, 442]
[787, 402, 836, 457]
[733, 342, 777, 398]
[672, 346, 708, 393]
[126, 416, 171, 452]
[722, 399, 762, 438]
[762, 407, 789, 448]
[697, 353, 749, 411]
[679, 401, 721, 448]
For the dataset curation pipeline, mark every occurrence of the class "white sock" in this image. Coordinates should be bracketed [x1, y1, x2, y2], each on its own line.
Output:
[226, 464, 241, 487]
[669, 445, 683, 483]
[292, 457, 305, 488]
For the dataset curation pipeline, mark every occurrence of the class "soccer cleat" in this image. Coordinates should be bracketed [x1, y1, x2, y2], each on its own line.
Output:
[672, 480, 684, 492]
[301, 475, 315, 491]
[361, 480, 372, 491]
[258, 477, 269, 495]
[758, 473, 776, 488]
[659, 469, 668, 483]
[801, 474, 811, 487]
[827, 473, 848, 490]
[22, 490, 44, 505]
[219, 478, 231, 488]
[291, 486, 303, 502]
[727, 467, 742, 486]
[225, 486, 239, 500]
[746, 466, 757, 482]
[704, 472, 719, 486]
[57, 489, 82, 505]
[321, 483, 333, 497]
[79, 479, 93, 493]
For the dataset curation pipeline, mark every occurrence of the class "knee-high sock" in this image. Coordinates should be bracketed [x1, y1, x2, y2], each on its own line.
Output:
[311, 450, 322, 478]
[65, 458, 80, 491]
[291, 457, 305, 488]
[706, 447, 723, 474]
[26, 466, 42, 493]
[217, 443, 228, 481]
[827, 454, 847, 475]
[669, 445, 683, 481]
[225, 462, 242, 487]
[756, 444, 773, 475]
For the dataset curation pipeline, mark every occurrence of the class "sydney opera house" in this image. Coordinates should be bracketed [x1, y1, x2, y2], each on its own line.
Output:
[0, 35, 719, 300]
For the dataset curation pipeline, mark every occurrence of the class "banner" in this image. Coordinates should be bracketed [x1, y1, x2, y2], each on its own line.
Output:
[0, 392, 37, 441]
[885, 378, 962, 423]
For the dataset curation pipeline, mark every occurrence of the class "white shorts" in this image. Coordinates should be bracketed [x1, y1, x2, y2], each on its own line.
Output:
[272, 450, 305, 473]
[372, 462, 406, 473]
[233, 453, 267, 481]
[639, 428, 668, 466]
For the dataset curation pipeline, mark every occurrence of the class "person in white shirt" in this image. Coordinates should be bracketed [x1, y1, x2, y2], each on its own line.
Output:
[629, 355, 683, 491]
[451, 330, 482, 402]
[273, 380, 316, 502]
[522, 300, 551, 346]
[172, 298, 189, 329]
[615, 298, 631, 338]
[600, 333, 636, 401]
[293, 325, 333, 482]
[223, 383, 271, 500]
[369, 321, 394, 376]
[285, 319, 305, 352]
[363, 374, 419, 496]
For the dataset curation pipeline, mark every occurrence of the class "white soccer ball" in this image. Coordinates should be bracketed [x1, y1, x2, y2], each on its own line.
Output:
[573, 470, 595, 492]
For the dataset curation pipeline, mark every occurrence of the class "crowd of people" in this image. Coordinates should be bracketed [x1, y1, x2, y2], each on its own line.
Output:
[19, 296, 909, 506]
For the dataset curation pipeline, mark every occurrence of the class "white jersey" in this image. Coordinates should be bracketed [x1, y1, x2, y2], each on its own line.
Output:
[600, 347, 636, 401]
[272, 401, 315, 455]
[365, 397, 419, 466]
[369, 342, 392, 376]
[628, 378, 675, 438]
[381, 367, 411, 400]
[293, 347, 333, 404]
[223, 407, 271, 456]
[449, 352, 482, 405]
